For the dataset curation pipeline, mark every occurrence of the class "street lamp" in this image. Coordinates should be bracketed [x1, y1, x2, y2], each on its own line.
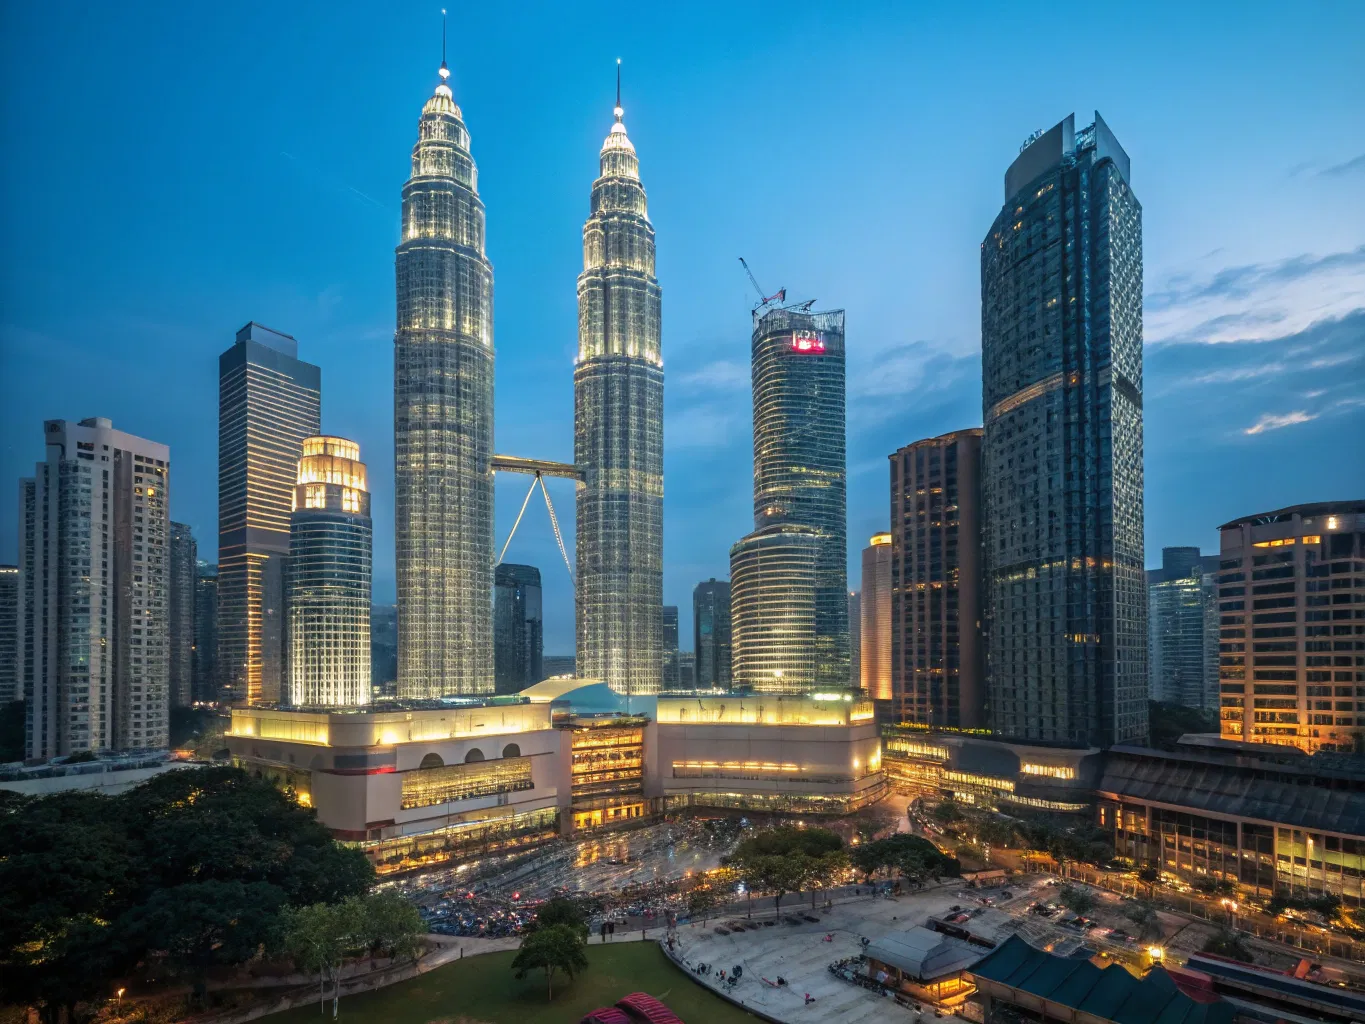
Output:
[1147, 946, 1164, 964]
[116, 988, 125, 1007]
[1221, 898, 1238, 930]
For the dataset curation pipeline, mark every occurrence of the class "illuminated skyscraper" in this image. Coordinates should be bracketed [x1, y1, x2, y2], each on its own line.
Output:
[394, 48, 495, 697]
[574, 66, 663, 695]
[218, 322, 321, 705]
[860, 534, 892, 703]
[981, 113, 1145, 746]
[0, 565, 16, 704]
[287, 436, 372, 707]
[693, 578, 732, 689]
[193, 562, 217, 703]
[745, 306, 848, 687]
[730, 524, 819, 692]
[21, 418, 170, 757]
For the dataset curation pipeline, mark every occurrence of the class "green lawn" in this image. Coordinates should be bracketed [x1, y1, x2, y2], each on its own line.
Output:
[262, 941, 763, 1024]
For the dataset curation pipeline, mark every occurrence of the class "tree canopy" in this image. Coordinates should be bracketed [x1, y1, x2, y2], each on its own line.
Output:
[850, 833, 959, 884]
[512, 924, 590, 1001]
[725, 826, 847, 915]
[0, 765, 375, 1022]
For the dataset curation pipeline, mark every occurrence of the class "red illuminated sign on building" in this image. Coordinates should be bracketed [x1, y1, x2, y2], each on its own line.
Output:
[791, 331, 825, 353]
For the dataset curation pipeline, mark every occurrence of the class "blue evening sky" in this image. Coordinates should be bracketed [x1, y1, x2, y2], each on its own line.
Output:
[2, 2, 1363, 656]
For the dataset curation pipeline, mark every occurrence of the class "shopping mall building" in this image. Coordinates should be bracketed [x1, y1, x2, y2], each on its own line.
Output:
[226, 681, 884, 872]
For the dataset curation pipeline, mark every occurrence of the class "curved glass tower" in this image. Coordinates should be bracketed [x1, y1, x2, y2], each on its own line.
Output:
[574, 76, 663, 695]
[288, 436, 372, 707]
[729, 524, 818, 692]
[394, 57, 495, 697]
[749, 307, 849, 687]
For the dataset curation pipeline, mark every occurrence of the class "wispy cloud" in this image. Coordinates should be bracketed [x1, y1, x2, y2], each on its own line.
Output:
[1146, 245, 1365, 345]
[666, 403, 745, 450]
[673, 360, 749, 392]
[1322, 153, 1365, 177]
[1244, 410, 1316, 435]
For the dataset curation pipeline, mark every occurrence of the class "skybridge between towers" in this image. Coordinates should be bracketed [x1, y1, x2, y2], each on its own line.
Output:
[492, 454, 581, 582]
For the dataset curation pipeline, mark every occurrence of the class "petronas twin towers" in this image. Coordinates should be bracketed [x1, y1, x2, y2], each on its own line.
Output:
[395, 57, 662, 697]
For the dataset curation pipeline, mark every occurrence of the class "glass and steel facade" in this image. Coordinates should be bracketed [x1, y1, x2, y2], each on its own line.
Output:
[394, 64, 495, 697]
[574, 95, 663, 695]
[20, 418, 171, 757]
[0, 565, 18, 704]
[494, 563, 543, 694]
[1147, 547, 1219, 712]
[218, 322, 321, 705]
[693, 577, 732, 689]
[287, 436, 372, 707]
[860, 533, 893, 703]
[981, 113, 1146, 747]
[1216, 502, 1365, 754]
[168, 522, 196, 708]
[730, 524, 819, 692]
[890, 429, 984, 729]
[749, 307, 849, 687]
[662, 604, 680, 689]
[192, 562, 217, 704]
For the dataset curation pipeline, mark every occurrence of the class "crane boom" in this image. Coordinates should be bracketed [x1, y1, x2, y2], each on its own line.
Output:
[738, 257, 786, 308]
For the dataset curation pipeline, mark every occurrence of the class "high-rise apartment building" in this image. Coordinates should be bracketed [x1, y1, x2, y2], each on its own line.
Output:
[730, 524, 819, 692]
[1216, 502, 1364, 754]
[168, 523, 197, 708]
[0, 565, 17, 703]
[981, 113, 1146, 747]
[890, 429, 985, 729]
[394, 54, 495, 698]
[287, 436, 372, 707]
[575, 73, 664, 696]
[20, 418, 171, 757]
[494, 564, 543, 694]
[746, 306, 848, 687]
[218, 322, 321, 705]
[1147, 547, 1219, 712]
[193, 562, 217, 703]
[848, 590, 862, 690]
[693, 578, 731, 689]
[860, 534, 893, 704]
[662, 605, 680, 689]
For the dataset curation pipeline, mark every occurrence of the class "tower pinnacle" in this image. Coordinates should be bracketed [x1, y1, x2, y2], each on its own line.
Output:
[614, 58, 623, 123]
[439, 9, 450, 81]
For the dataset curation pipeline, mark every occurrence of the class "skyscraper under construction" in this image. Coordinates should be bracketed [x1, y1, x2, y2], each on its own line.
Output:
[731, 306, 849, 691]
[574, 68, 663, 695]
[394, 49, 495, 696]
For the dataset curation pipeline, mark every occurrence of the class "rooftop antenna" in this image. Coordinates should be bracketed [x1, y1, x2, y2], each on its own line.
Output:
[439, 8, 449, 81]
[614, 58, 623, 121]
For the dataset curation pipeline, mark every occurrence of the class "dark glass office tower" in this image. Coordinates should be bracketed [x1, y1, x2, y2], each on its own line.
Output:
[662, 605, 680, 689]
[395, 55, 495, 697]
[494, 563, 543, 694]
[218, 322, 321, 705]
[748, 306, 848, 687]
[890, 429, 984, 729]
[693, 578, 731, 689]
[575, 76, 664, 696]
[0, 565, 17, 704]
[1147, 546, 1218, 713]
[192, 562, 217, 703]
[169, 523, 197, 708]
[981, 113, 1146, 747]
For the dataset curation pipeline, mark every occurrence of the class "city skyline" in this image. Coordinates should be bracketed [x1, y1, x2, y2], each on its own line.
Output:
[3, 5, 1364, 656]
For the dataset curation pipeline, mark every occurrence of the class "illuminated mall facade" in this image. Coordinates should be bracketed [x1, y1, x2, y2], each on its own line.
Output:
[226, 682, 883, 872]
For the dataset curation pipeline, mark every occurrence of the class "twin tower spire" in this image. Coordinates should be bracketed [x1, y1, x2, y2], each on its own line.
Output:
[393, 33, 663, 698]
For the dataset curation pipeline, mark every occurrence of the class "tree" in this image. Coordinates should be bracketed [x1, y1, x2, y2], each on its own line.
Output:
[851, 803, 896, 844]
[529, 897, 590, 941]
[931, 800, 964, 826]
[356, 890, 424, 965]
[726, 826, 846, 917]
[1057, 884, 1096, 917]
[897, 848, 937, 890]
[1202, 927, 1253, 963]
[512, 924, 589, 1001]
[1138, 865, 1160, 898]
[850, 842, 884, 883]
[120, 880, 287, 980]
[284, 900, 363, 1018]
[687, 887, 722, 926]
[1124, 900, 1163, 942]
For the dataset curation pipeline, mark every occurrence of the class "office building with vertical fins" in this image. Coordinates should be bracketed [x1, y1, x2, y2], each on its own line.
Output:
[218, 322, 321, 705]
[168, 523, 196, 708]
[394, 48, 495, 697]
[860, 533, 892, 704]
[574, 66, 663, 696]
[981, 113, 1146, 747]
[287, 436, 372, 707]
[739, 306, 849, 689]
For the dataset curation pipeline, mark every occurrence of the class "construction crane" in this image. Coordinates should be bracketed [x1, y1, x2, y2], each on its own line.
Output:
[738, 257, 785, 312]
